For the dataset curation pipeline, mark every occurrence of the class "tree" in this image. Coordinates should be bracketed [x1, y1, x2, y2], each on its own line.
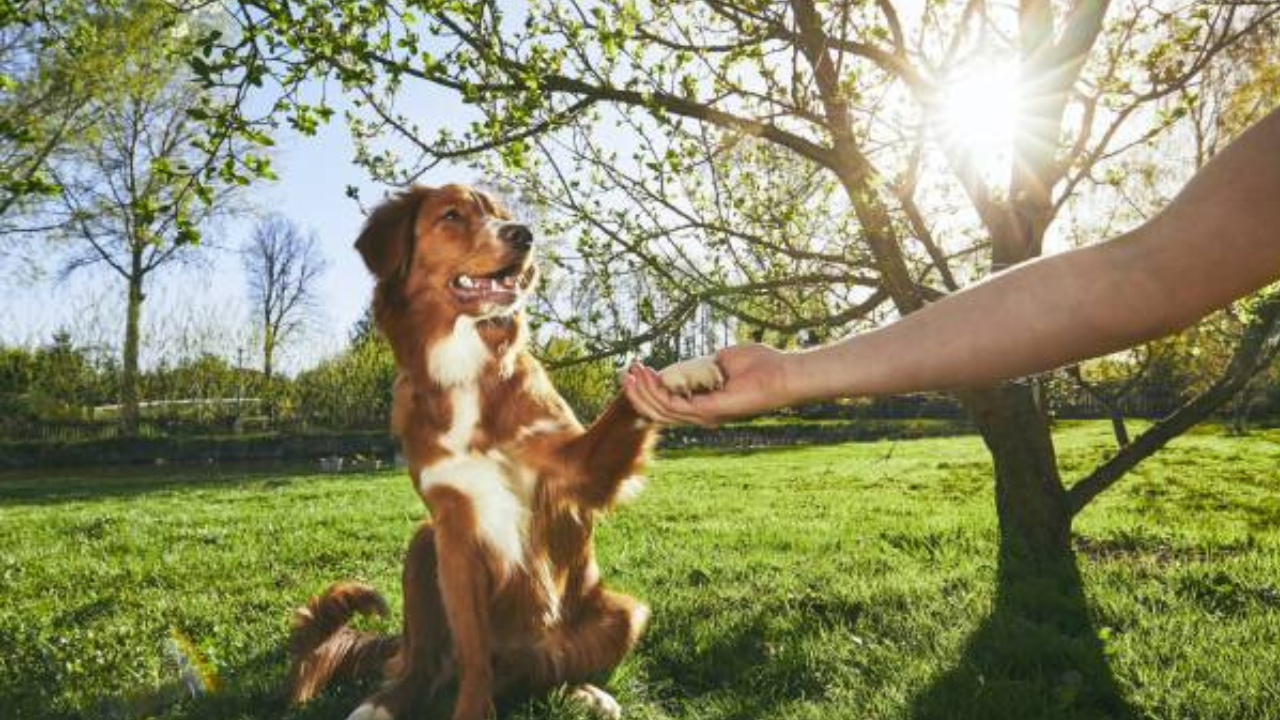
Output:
[26, 0, 252, 435]
[241, 214, 327, 380]
[540, 336, 618, 421]
[201, 0, 1279, 559]
[293, 333, 396, 430]
[0, 0, 112, 221]
[0, 330, 117, 437]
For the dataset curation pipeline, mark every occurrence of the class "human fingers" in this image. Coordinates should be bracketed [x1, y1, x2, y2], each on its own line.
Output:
[637, 366, 717, 426]
[623, 365, 684, 424]
[625, 365, 698, 425]
[630, 365, 700, 425]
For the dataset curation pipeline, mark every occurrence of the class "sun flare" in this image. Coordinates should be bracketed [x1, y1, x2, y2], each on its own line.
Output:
[937, 62, 1019, 177]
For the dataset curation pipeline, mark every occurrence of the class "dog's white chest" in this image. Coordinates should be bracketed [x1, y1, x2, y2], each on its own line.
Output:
[419, 453, 534, 572]
[427, 316, 489, 387]
[439, 384, 481, 455]
[419, 382, 536, 574]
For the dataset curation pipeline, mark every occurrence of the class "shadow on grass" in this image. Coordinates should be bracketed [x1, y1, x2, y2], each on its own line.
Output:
[636, 598, 857, 719]
[0, 643, 314, 720]
[131, 645, 379, 720]
[909, 545, 1139, 720]
[0, 461, 347, 506]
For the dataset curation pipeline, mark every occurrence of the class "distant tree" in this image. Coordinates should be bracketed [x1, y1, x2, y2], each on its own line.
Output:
[293, 338, 395, 430]
[540, 336, 617, 421]
[32, 0, 254, 435]
[0, 330, 114, 428]
[348, 306, 380, 348]
[0, 346, 34, 396]
[141, 352, 264, 423]
[240, 215, 327, 380]
[32, 330, 101, 410]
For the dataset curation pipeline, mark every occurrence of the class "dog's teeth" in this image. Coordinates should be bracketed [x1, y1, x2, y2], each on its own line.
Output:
[501, 275, 516, 288]
[458, 275, 475, 288]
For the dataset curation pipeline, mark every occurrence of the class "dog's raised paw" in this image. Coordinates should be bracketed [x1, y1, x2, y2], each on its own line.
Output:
[568, 684, 622, 720]
[657, 356, 724, 397]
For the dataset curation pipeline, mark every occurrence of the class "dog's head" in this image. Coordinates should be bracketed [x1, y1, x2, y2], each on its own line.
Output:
[356, 183, 539, 319]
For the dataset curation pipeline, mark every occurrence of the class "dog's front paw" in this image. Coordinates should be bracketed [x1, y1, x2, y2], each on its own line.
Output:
[657, 356, 725, 398]
[568, 684, 622, 720]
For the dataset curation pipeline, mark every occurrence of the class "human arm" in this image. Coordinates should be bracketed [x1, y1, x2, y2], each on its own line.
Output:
[624, 105, 1280, 425]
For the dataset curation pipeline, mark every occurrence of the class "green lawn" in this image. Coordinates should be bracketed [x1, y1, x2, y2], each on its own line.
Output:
[3, 422, 1280, 720]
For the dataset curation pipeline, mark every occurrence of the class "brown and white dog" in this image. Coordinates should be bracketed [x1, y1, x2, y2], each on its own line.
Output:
[284, 184, 721, 720]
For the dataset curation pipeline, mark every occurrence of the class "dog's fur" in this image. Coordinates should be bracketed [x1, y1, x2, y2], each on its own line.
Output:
[284, 184, 716, 720]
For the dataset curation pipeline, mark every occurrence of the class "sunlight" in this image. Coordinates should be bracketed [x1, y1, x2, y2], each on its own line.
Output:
[937, 61, 1020, 179]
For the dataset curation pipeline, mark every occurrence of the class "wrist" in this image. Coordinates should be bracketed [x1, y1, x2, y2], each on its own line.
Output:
[781, 349, 825, 405]
[786, 337, 870, 403]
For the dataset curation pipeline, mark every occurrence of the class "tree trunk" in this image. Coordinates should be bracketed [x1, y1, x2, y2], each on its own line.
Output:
[1229, 380, 1257, 435]
[1107, 412, 1131, 447]
[960, 384, 1073, 560]
[120, 255, 145, 437]
[263, 328, 274, 381]
[262, 326, 276, 423]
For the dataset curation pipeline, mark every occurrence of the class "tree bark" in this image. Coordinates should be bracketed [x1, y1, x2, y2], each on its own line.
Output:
[120, 251, 145, 437]
[960, 384, 1073, 559]
[262, 326, 275, 381]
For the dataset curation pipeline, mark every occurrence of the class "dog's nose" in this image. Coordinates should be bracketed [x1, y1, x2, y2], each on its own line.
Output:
[501, 223, 534, 251]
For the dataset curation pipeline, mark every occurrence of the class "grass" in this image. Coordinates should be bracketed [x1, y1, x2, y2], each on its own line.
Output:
[2, 421, 1280, 720]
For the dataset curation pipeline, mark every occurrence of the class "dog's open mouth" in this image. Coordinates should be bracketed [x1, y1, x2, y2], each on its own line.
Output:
[449, 263, 530, 305]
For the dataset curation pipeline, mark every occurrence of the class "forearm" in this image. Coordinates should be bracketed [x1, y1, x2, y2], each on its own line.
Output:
[790, 236, 1157, 398]
[791, 105, 1280, 401]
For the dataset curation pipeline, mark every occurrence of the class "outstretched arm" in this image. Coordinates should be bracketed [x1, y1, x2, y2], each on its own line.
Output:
[625, 105, 1280, 425]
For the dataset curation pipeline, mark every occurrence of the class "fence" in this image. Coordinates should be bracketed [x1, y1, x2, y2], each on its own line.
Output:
[0, 431, 394, 469]
[0, 390, 1262, 443]
[3, 382, 1276, 470]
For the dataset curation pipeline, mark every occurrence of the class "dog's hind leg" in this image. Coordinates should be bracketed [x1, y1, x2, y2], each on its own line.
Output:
[567, 683, 623, 719]
[495, 588, 649, 706]
[420, 488, 499, 720]
[345, 522, 454, 720]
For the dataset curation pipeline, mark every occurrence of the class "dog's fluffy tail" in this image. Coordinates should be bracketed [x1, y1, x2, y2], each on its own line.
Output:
[285, 581, 400, 703]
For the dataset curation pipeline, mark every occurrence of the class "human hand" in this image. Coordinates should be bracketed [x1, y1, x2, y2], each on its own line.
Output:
[622, 343, 796, 426]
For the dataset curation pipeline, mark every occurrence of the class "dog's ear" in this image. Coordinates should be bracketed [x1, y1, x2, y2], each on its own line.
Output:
[355, 188, 426, 279]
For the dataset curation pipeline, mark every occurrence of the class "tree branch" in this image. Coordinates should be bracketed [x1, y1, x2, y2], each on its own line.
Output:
[1067, 290, 1280, 514]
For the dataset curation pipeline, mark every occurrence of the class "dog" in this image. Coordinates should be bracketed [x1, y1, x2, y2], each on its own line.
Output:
[285, 184, 723, 720]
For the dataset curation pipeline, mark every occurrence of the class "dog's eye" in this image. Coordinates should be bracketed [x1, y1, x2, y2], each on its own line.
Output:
[441, 208, 462, 222]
